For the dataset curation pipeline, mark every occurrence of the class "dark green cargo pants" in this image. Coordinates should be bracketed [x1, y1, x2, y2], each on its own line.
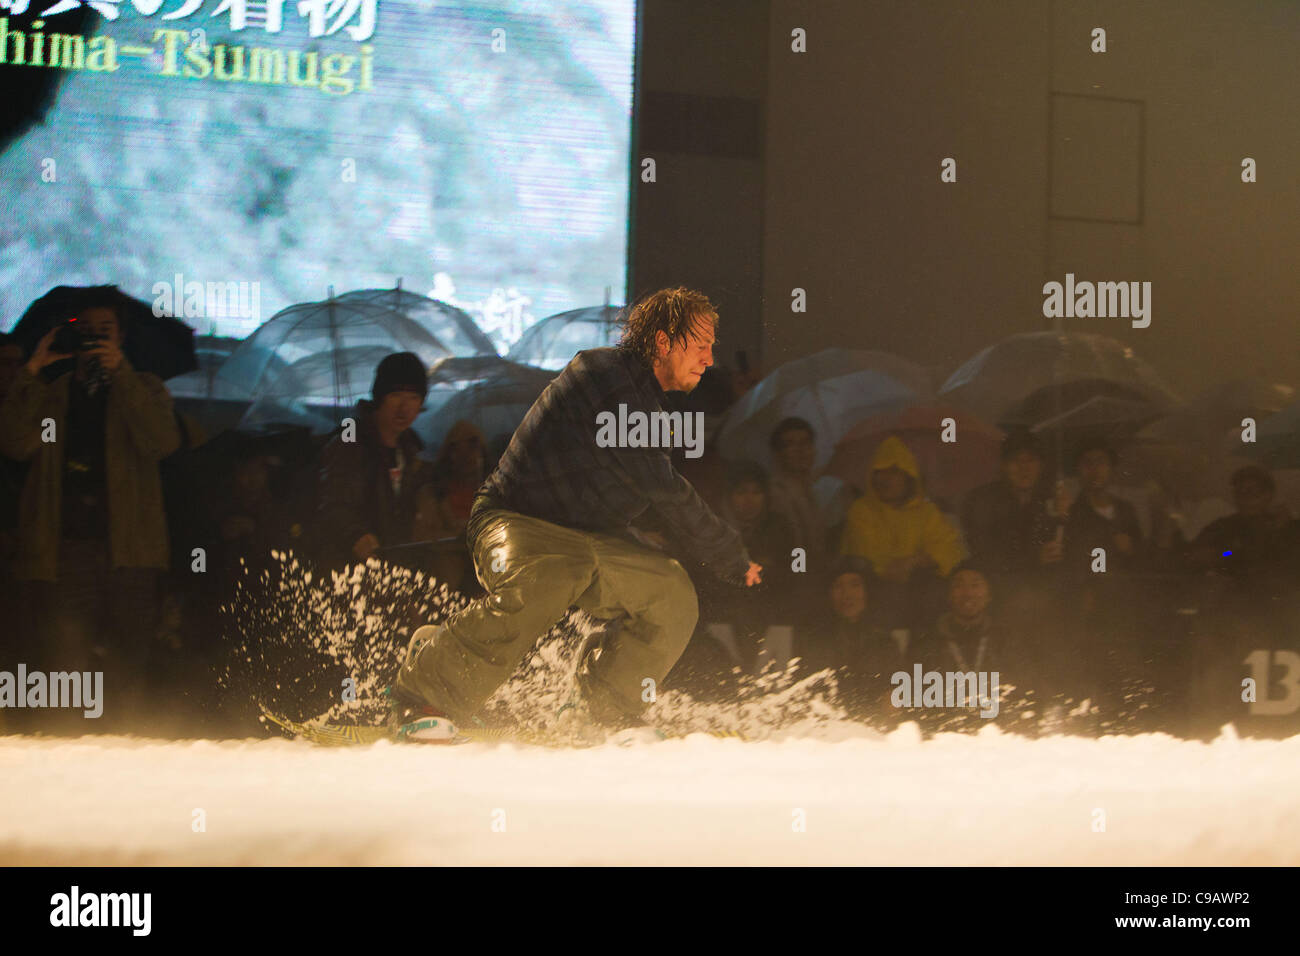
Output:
[393, 496, 700, 723]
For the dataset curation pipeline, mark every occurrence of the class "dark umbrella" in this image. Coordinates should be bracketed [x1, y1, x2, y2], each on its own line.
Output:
[996, 379, 1171, 480]
[1123, 381, 1296, 499]
[940, 332, 1177, 424]
[11, 284, 198, 380]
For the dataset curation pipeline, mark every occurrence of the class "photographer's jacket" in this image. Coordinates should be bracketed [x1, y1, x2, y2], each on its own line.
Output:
[0, 361, 181, 581]
[479, 346, 750, 581]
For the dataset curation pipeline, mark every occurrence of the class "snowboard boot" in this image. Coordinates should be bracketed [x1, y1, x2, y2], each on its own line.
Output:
[401, 624, 443, 668]
[386, 687, 458, 743]
[554, 664, 656, 744]
[387, 625, 458, 743]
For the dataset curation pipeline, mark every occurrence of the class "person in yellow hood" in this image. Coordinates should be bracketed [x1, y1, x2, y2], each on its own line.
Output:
[840, 435, 964, 627]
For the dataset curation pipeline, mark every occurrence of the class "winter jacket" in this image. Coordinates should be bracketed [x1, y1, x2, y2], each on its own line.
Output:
[916, 611, 1008, 676]
[961, 478, 1058, 579]
[479, 347, 751, 581]
[910, 610, 1021, 726]
[316, 400, 434, 566]
[840, 436, 964, 578]
[0, 361, 180, 581]
[1064, 494, 1145, 577]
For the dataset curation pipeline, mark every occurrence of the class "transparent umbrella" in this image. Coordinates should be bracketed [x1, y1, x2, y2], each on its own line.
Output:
[336, 286, 496, 358]
[168, 335, 260, 401]
[219, 293, 450, 429]
[506, 306, 622, 370]
[940, 332, 1177, 423]
[716, 349, 933, 471]
[413, 356, 557, 457]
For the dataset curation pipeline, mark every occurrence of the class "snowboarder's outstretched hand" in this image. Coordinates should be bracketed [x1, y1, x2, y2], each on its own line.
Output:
[744, 562, 763, 587]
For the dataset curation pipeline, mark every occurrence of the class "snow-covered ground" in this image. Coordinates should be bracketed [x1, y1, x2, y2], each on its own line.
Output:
[3, 725, 1298, 865]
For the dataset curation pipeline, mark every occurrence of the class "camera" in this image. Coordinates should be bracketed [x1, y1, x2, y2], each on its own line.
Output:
[50, 316, 106, 355]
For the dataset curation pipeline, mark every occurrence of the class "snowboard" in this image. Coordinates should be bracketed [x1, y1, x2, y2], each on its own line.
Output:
[259, 704, 747, 747]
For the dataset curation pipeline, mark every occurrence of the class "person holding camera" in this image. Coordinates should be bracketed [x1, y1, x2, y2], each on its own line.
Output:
[0, 304, 180, 731]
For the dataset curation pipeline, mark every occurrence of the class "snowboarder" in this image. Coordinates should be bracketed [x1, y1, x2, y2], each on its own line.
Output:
[389, 288, 763, 742]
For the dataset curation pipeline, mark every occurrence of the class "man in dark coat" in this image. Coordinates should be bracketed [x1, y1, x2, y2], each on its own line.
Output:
[316, 352, 436, 570]
[1063, 440, 1145, 577]
[961, 431, 1063, 583]
[960, 431, 1068, 701]
[1061, 439, 1149, 710]
[1185, 465, 1299, 601]
[391, 288, 761, 739]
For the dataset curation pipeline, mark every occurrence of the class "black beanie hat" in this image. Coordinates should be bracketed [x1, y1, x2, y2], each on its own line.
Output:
[372, 352, 428, 403]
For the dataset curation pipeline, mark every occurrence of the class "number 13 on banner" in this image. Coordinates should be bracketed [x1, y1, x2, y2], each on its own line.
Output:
[1243, 650, 1300, 716]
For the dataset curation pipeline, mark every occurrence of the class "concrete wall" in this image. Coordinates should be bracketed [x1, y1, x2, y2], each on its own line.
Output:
[631, 0, 770, 371]
[758, 0, 1299, 395]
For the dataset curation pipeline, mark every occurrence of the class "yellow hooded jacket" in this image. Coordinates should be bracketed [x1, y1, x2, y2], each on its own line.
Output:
[840, 435, 964, 577]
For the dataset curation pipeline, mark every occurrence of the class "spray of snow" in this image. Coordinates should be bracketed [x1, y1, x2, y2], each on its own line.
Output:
[218, 552, 1178, 744]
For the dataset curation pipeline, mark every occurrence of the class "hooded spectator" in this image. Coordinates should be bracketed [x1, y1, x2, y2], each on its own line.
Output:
[840, 435, 963, 629]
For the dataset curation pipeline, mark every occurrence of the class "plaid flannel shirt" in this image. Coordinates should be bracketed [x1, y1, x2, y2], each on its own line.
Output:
[479, 346, 751, 581]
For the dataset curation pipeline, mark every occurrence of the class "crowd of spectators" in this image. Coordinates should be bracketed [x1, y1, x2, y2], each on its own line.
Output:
[671, 408, 1300, 736]
[2, 314, 1298, 737]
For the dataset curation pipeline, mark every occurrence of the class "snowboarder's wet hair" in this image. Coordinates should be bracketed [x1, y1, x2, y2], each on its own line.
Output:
[618, 287, 718, 367]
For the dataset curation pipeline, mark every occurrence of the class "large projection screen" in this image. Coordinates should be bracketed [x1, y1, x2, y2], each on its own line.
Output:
[0, 0, 637, 349]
